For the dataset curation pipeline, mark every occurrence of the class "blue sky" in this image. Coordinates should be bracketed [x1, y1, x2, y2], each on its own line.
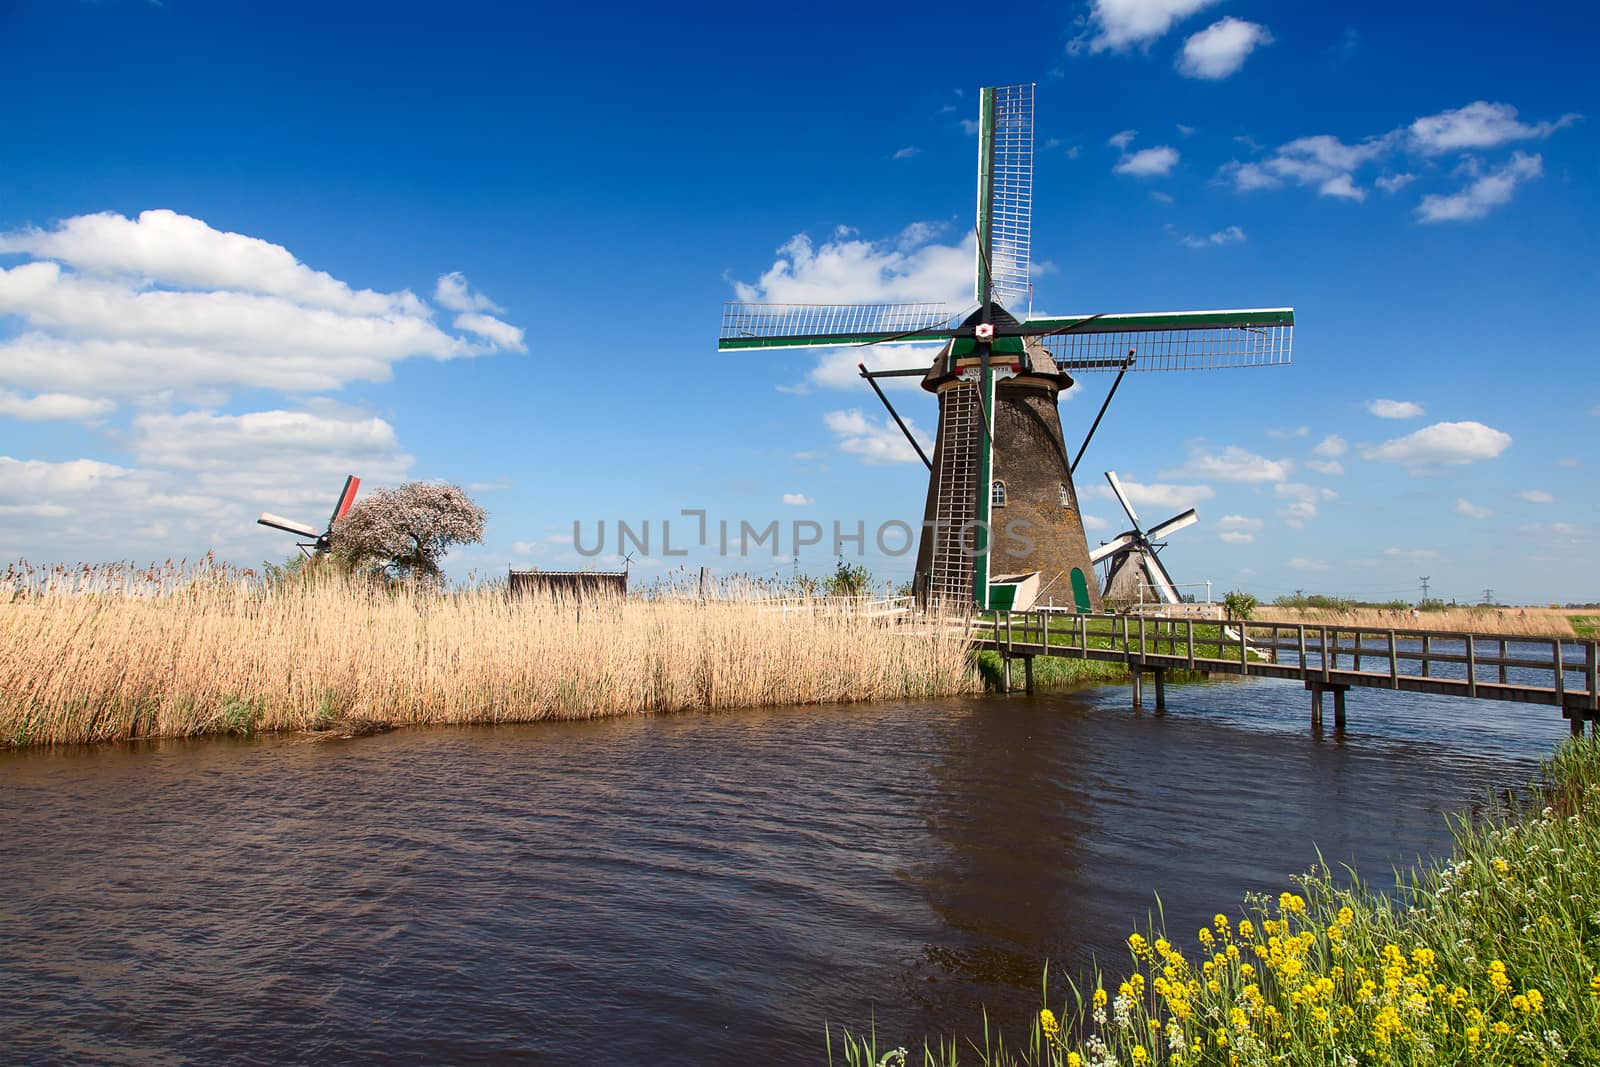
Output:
[1, 0, 1595, 604]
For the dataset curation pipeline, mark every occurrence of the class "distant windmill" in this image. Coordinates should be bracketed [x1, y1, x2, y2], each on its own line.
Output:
[257, 475, 361, 557]
[1089, 471, 1198, 607]
[717, 83, 1293, 613]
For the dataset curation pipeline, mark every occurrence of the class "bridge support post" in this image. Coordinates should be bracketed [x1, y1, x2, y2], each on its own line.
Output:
[1023, 655, 1035, 695]
[1131, 668, 1143, 709]
[1002, 654, 1013, 693]
[1153, 668, 1166, 711]
[1307, 680, 1349, 731]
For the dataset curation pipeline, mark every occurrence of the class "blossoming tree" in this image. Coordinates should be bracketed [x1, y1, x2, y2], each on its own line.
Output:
[330, 481, 486, 586]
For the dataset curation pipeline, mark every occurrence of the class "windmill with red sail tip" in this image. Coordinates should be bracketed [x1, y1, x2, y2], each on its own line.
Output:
[718, 83, 1294, 613]
[256, 475, 361, 557]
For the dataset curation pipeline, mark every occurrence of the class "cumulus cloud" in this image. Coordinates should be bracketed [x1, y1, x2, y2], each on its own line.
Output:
[1366, 398, 1424, 419]
[823, 409, 931, 465]
[1217, 514, 1263, 530]
[1276, 482, 1337, 526]
[1305, 459, 1345, 476]
[1408, 101, 1581, 155]
[1455, 498, 1494, 519]
[1163, 444, 1290, 483]
[782, 493, 814, 506]
[1416, 152, 1544, 223]
[1218, 530, 1254, 544]
[0, 210, 525, 398]
[1218, 134, 1390, 201]
[1177, 225, 1245, 248]
[1177, 17, 1273, 79]
[0, 389, 114, 422]
[1517, 489, 1555, 504]
[1086, 479, 1215, 512]
[1076, 0, 1221, 52]
[732, 226, 968, 394]
[1313, 434, 1348, 457]
[1115, 145, 1181, 177]
[891, 146, 921, 160]
[1360, 421, 1512, 469]
[1108, 129, 1139, 150]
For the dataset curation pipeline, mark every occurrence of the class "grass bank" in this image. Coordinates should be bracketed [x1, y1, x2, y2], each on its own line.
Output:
[1, 563, 979, 746]
[972, 651, 1129, 691]
[833, 735, 1600, 1066]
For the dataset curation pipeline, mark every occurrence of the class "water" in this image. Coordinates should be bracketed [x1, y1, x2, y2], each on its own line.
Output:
[1, 678, 1573, 1064]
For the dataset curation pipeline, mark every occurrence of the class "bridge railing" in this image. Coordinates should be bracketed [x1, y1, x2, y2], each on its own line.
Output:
[970, 611, 1600, 714]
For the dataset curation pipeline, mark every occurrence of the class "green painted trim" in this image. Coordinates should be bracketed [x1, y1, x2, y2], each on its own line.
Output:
[950, 336, 1025, 358]
[975, 88, 996, 305]
[972, 363, 995, 609]
[718, 332, 953, 352]
[1023, 308, 1295, 333]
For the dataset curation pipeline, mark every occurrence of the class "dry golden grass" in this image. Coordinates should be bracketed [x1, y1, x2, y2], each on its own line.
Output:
[1, 563, 979, 746]
[1255, 605, 1579, 637]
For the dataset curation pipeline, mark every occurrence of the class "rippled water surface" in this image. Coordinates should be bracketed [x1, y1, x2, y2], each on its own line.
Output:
[1, 678, 1574, 1064]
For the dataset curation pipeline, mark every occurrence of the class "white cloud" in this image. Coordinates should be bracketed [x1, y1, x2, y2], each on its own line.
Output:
[1318, 174, 1365, 201]
[433, 271, 502, 313]
[1454, 498, 1493, 519]
[1313, 434, 1347, 457]
[1416, 152, 1543, 223]
[733, 229, 971, 307]
[1266, 425, 1310, 440]
[1275, 482, 1337, 526]
[1082, 513, 1111, 531]
[1517, 489, 1554, 504]
[451, 311, 525, 350]
[1176, 17, 1273, 79]
[891, 146, 921, 160]
[1366, 398, 1424, 419]
[1289, 557, 1329, 572]
[1178, 225, 1245, 248]
[1108, 129, 1139, 150]
[1115, 145, 1180, 177]
[823, 409, 931, 465]
[1218, 133, 1390, 200]
[1383, 547, 1440, 560]
[0, 211, 525, 397]
[1408, 101, 1581, 155]
[0, 389, 114, 422]
[806, 343, 933, 392]
[1218, 530, 1254, 544]
[782, 493, 814, 506]
[1376, 173, 1416, 194]
[1305, 459, 1345, 476]
[1217, 515, 1263, 530]
[1163, 444, 1290, 483]
[1077, 0, 1221, 52]
[1361, 421, 1512, 469]
[1086, 479, 1215, 512]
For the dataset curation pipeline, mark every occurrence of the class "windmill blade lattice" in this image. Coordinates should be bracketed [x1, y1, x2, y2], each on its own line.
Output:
[985, 83, 1033, 311]
[719, 302, 956, 351]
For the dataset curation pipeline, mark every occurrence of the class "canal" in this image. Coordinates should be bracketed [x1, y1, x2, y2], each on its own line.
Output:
[0, 676, 1571, 1064]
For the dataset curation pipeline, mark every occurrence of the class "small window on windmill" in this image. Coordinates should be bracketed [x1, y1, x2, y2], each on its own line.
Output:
[991, 480, 1007, 507]
[1059, 484, 1072, 508]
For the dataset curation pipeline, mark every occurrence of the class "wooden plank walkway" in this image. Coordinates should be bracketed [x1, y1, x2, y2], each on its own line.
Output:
[970, 611, 1600, 733]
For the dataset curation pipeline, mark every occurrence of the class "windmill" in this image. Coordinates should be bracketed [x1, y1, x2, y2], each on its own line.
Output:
[256, 475, 361, 556]
[1089, 471, 1199, 607]
[717, 83, 1294, 612]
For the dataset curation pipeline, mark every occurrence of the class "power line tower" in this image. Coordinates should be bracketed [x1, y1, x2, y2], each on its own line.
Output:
[1419, 576, 1431, 602]
[1482, 587, 1495, 606]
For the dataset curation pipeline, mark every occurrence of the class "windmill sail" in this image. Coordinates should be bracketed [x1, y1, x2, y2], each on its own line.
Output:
[985, 83, 1033, 312]
[718, 302, 955, 351]
[1030, 309, 1294, 371]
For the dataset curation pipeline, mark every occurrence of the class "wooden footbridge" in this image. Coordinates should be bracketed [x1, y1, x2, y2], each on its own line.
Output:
[971, 611, 1600, 734]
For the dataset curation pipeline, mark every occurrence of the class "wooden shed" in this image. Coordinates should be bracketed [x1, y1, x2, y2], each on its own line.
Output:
[508, 569, 628, 599]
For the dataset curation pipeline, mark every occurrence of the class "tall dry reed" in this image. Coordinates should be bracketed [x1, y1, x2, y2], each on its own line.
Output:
[1256, 605, 1578, 637]
[1, 562, 978, 746]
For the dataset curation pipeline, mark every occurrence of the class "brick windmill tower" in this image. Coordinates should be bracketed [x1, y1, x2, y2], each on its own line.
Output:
[718, 84, 1294, 612]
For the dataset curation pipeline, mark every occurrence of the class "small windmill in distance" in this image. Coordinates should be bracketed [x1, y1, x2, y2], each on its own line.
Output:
[257, 475, 361, 557]
[1089, 471, 1199, 607]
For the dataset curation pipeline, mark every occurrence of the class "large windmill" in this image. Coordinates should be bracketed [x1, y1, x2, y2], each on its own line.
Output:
[718, 83, 1293, 612]
[1090, 471, 1199, 607]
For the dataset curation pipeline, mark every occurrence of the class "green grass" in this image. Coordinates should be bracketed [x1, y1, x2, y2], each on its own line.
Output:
[829, 735, 1600, 1065]
[972, 650, 1129, 691]
[1570, 616, 1599, 640]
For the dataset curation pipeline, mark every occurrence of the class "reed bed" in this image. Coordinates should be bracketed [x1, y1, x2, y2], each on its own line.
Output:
[0, 562, 979, 747]
[1255, 605, 1579, 637]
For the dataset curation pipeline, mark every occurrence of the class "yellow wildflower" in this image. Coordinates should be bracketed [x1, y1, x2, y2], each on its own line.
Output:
[1466, 1026, 1480, 1046]
[1337, 906, 1354, 925]
[1067, 1055, 1082, 1067]
[1130, 1044, 1149, 1064]
[1039, 1009, 1059, 1034]
[1093, 987, 1107, 1009]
